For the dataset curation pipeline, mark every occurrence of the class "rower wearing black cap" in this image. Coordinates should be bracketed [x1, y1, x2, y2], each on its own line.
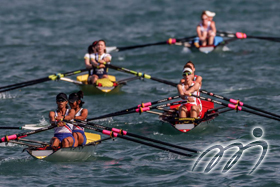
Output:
[69, 91, 88, 147]
[49, 93, 76, 148]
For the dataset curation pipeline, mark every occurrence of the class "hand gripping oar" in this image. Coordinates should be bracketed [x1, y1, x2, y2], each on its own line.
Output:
[0, 68, 89, 93]
[106, 35, 197, 53]
[200, 89, 280, 119]
[0, 125, 55, 143]
[191, 94, 280, 122]
[108, 64, 177, 87]
[217, 31, 280, 42]
[65, 120, 197, 156]
[87, 95, 181, 121]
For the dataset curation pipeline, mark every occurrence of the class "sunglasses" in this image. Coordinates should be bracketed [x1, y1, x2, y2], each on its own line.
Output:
[182, 72, 192, 76]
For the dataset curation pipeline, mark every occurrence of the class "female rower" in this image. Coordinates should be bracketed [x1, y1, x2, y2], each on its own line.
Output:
[68, 91, 88, 147]
[177, 65, 202, 118]
[88, 40, 112, 84]
[205, 10, 216, 36]
[196, 11, 216, 46]
[85, 41, 98, 84]
[49, 93, 76, 148]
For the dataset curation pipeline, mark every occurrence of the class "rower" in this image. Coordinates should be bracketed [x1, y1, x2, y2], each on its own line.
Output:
[49, 93, 76, 148]
[195, 10, 216, 47]
[205, 10, 216, 36]
[68, 91, 88, 147]
[84, 41, 98, 84]
[180, 61, 202, 87]
[177, 65, 202, 118]
[88, 40, 112, 84]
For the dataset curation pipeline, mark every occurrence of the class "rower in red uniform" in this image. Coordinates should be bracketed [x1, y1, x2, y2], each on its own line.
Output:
[49, 93, 76, 148]
[69, 91, 88, 147]
[177, 65, 202, 118]
[180, 61, 202, 86]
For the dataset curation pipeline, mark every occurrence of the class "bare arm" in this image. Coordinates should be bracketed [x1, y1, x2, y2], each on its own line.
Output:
[74, 109, 88, 121]
[49, 111, 56, 126]
[177, 84, 186, 99]
[210, 21, 216, 36]
[197, 26, 207, 41]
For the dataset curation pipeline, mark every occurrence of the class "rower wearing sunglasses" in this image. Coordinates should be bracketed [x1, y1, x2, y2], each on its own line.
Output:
[177, 65, 202, 118]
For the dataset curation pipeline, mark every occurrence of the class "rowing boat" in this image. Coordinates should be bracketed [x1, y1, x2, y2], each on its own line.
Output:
[159, 100, 217, 132]
[181, 36, 230, 54]
[60, 74, 139, 94]
[26, 132, 101, 162]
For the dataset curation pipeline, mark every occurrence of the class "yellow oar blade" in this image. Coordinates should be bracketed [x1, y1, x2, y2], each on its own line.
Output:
[85, 132, 101, 144]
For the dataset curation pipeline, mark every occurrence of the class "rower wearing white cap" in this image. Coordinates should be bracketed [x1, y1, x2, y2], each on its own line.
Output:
[177, 65, 202, 118]
[196, 10, 216, 46]
[205, 10, 216, 37]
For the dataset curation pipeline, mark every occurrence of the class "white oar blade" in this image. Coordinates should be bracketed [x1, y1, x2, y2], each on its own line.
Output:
[106, 46, 118, 53]
[22, 126, 46, 130]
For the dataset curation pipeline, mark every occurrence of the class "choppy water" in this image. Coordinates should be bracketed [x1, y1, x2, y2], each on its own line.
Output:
[0, 0, 279, 186]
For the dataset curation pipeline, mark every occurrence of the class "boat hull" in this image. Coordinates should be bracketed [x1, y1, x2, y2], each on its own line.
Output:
[26, 132, 101, 161]
[184, 36, 227, 54]
[160, 100, 215, 132]
[78, 84, 122, 94]
[27, 145, 97, 162]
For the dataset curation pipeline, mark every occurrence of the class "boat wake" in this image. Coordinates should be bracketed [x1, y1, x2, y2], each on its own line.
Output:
[0, 92, 16, 100]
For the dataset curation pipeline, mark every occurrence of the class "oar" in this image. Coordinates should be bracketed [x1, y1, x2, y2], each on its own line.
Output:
[106, 35, 197, 53]
[200, 89, 280, 119]
[217, 31, 280, 42]
[0, 125, 55, 143]
[0, 125, 46, 130]
[66, 120, 198, 154]
[108, 64, 177, 87]
[191, 94, 280, 122]
[87, 95, 181, 121]
[0, 68, 89, 93]
[87, 100, 187, 120]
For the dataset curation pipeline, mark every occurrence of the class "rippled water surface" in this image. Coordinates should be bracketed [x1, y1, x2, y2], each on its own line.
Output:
[0, 0, 279, 186]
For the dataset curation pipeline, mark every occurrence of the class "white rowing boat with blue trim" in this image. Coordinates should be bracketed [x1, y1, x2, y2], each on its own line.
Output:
[26, 132, 101, 162]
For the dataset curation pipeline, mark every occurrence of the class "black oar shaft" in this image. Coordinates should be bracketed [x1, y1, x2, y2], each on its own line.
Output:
[200, 89, 280, 119]
[83, 124, 192, 157]
[0, 127, 23, 129]
[87, 95, 180, 121]
[194, 95, 280, 122]
[0, 68, 88, 93]
[115, 35, 197, 52]
[108, 64, 177, 87]
[74, 120, 197, 153]
[0, 125, 54, 143]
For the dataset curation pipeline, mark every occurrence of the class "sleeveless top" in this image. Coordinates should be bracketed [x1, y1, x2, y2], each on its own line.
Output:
[199, 21, 211, 33]
[181, 75, 201, 107]
[89, 53, 111, 75]
[54, 109, 73, 134]
[73, 108, 85, 131]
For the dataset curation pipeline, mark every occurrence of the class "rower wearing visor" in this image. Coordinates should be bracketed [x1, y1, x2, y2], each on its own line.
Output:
[177, 65, 202, 118]
[69, 91, 88, 147]
[49, 93, 76, 148]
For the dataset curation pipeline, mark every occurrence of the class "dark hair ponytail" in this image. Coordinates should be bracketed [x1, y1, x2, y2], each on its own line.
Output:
[77, 91, 85, 107]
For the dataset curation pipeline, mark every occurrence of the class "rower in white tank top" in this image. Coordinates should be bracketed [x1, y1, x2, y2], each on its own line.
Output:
[73, 108, 85, 131]
[54, 109, 74, 134]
